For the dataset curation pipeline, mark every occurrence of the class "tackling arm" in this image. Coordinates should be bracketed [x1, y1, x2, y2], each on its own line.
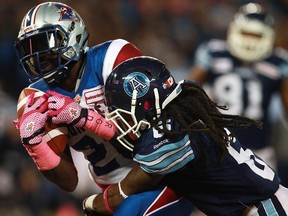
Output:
[83, 165, 163, 214]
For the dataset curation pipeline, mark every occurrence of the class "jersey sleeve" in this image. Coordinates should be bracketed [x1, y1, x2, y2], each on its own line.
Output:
[102, 39, 142, 83]
[133, 130, 195, 175]
[194, 39, 228, 71]
[193, 41, 212, 70]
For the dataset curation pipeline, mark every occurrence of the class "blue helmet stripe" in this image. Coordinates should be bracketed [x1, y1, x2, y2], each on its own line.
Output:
[25, 6, 37, 27]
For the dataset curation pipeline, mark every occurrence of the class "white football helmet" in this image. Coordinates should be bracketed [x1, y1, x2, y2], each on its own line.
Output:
[15, 2, 89, 83]
[227, 3, 275, 62]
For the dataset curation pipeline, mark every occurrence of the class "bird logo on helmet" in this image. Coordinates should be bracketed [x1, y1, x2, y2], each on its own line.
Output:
[54, 3, 81, 22]
[15, 2, 89, 84]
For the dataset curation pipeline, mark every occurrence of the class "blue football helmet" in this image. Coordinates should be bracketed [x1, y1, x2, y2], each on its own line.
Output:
[15, 2, 89, 84]
[105, 56, 182, 151]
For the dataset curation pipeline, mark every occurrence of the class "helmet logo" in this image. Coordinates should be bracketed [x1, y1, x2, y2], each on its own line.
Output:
[54, 4, 80, 22]
[124, 72, 150, 98]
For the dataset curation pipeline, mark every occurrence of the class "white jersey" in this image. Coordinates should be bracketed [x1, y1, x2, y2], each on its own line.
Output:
[30, 39, 141, 185]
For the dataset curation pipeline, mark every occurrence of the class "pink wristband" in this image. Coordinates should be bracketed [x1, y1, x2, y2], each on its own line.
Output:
[24, 140, 61, 171]
[84, 110, 116, 141]
[103, 185, 114, 214]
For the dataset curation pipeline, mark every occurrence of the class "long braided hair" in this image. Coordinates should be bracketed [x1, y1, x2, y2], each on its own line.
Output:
[151, 81, 263, 161]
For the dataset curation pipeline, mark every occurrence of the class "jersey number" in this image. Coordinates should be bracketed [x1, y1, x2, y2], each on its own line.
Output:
[228, 142, 275, 181]
[213, 74, 263, 119]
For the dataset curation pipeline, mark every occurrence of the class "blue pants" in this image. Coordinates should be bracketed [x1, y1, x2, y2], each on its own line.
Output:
[114, 186, 194, 216]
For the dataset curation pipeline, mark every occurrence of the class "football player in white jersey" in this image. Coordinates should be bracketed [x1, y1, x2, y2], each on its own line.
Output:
[188, 3, 288, 171]
[14, 2, 194, 215]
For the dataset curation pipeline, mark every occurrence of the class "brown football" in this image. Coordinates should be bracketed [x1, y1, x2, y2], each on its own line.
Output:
[17, 87, 68, 155]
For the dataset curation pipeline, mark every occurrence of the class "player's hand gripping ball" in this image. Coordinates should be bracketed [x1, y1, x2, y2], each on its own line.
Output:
[16, 87, 68, 154]
[16, 92, 48, 145]
[47, 90, 87, 127]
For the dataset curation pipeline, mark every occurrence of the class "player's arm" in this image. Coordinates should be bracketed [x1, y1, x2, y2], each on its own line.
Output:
[41, 146, 78, 192]
[83, 165, 163, 214]
[112, 39, 142, 67]
[46, 91, 117, 141]
[187, 42, 210, 83]
[42, 90, 118, 191]
[101, 39, 143, 84]
[83, 132, 194, 214]
[15, 92, 79, 192]
[116, 165, 163, 198]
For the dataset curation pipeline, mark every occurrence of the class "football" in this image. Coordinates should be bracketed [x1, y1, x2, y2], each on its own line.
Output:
[17, 87, 68, 155]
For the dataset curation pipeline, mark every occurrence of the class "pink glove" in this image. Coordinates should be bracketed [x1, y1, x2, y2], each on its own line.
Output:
[47, 90, 87, 127]
[16, 93, 49, 145]
[47, 91, 117, 141]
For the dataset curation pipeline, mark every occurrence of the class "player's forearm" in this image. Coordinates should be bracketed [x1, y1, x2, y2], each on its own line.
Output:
[120, 165, 163, 195]
[41, 157, 78, 192]
[84, 165, 163, 214]
[83, 182, 124, 214]
[22, 138, 78, 192]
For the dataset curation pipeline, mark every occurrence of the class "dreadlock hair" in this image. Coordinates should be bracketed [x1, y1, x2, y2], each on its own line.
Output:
[151, 81, 263, 162]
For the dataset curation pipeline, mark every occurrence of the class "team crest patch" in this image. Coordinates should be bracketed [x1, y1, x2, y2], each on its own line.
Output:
[53, 3, 80, 22]
[123, 72, 150, 98]
[69, 108, 78, 117]
[26, 121, 35, 131]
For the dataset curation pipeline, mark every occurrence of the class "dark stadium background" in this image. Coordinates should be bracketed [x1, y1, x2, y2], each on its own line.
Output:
[0, 0, 288, 215]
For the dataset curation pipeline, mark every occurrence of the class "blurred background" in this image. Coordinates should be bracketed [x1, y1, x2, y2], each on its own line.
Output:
[1, 0, 288, 215]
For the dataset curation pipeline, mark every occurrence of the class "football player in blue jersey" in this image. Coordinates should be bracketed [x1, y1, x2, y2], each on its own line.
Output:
[14, 2, 194, 215]
[62, 56, 288, 215]
[188, 3, 288, 171]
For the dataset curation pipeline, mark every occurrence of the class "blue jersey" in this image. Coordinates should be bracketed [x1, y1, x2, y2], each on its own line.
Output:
[133, 118, 281, 215]
[30, 39, 141, 185]
[193, 39, 288, 150]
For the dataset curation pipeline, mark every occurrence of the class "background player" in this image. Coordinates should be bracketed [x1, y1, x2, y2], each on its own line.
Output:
[188, 3, 288, 170]
[14, 2, 193, 215]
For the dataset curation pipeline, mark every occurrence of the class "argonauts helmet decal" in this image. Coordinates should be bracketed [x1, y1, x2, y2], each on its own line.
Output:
[123, 72, 150, 98]
[105, 56, 182, 151]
